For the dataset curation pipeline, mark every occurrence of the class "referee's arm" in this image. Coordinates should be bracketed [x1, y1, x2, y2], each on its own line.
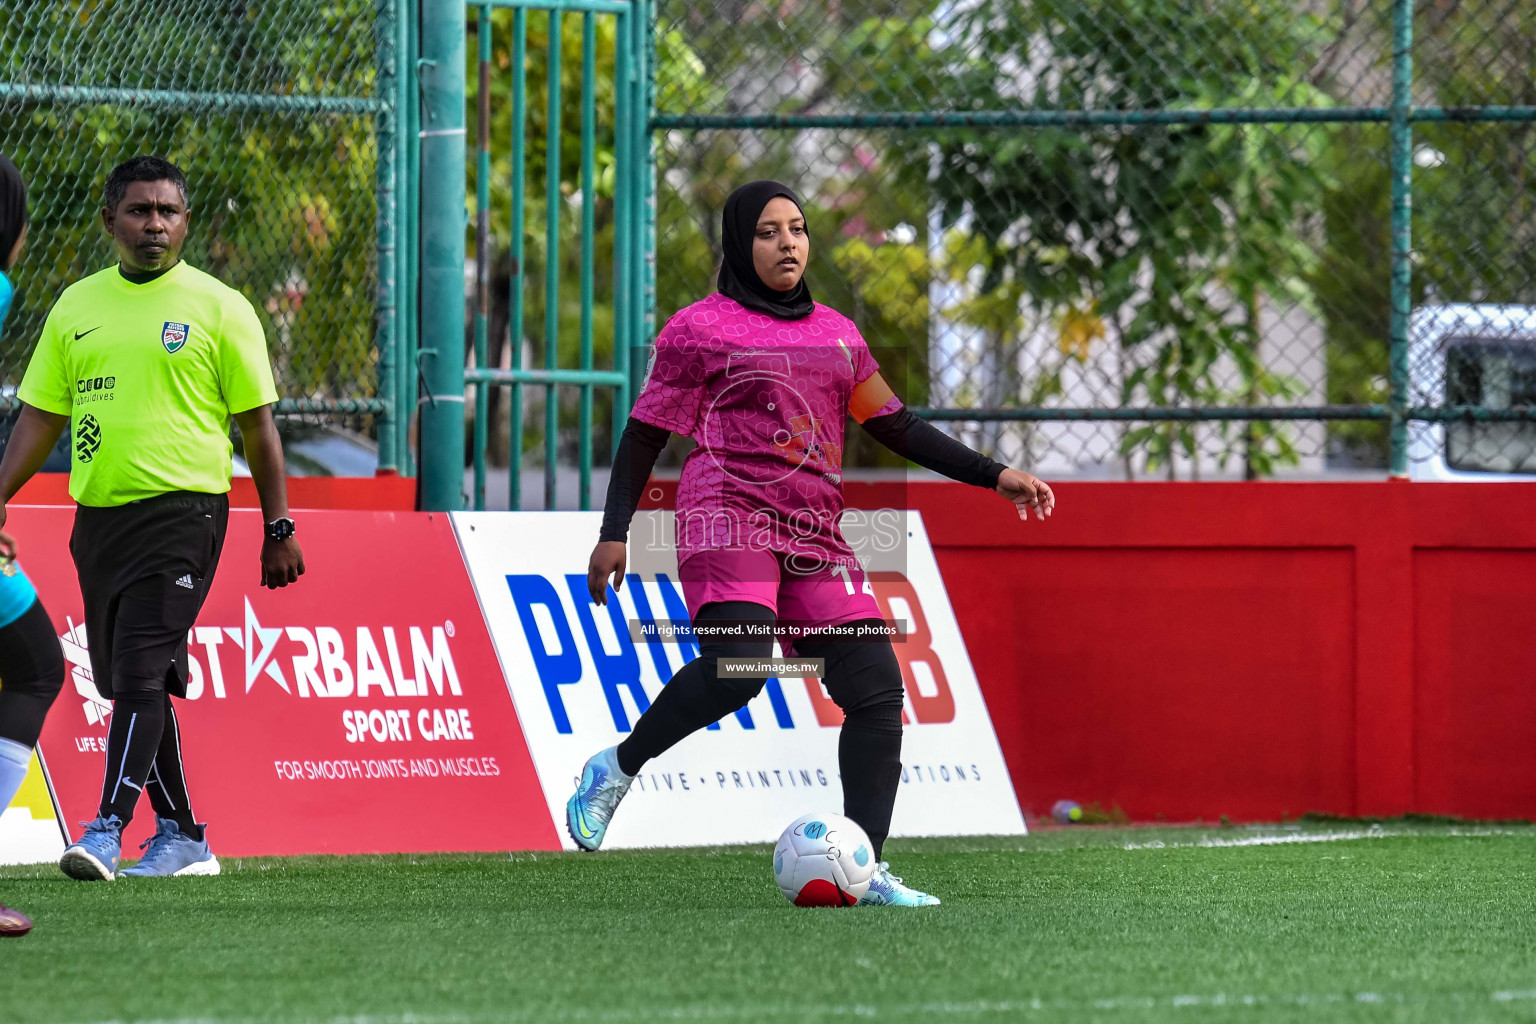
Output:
[234, 403, 304, 589]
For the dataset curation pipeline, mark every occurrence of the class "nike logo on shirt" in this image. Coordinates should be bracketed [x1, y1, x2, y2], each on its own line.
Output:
[74, 326, 102, 340]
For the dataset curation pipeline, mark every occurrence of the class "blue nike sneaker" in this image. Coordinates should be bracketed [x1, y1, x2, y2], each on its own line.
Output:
[858, 862, 941, 907]
[59, 815, 124, 882]
[120, 818, 220, 878]
[566, 746, 634, 852]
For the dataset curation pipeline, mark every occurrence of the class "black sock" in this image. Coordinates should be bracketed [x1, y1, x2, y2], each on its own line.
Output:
[144, 694, 202, 841]
[797, 624, 906, 862]
[99, 687, 166, 826]
[838, 706, 903, 860]
[616, 601, 775, 776]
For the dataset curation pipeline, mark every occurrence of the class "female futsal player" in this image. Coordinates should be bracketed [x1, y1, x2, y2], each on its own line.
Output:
[0, 154, 66, 937]
[567, 180, 1053, 906]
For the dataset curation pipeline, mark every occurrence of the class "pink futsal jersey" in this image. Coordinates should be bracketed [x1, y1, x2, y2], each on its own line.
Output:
[629, 293, 902, 568]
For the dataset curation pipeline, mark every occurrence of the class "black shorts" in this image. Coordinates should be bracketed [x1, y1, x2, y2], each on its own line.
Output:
[70, 491, 228, 701]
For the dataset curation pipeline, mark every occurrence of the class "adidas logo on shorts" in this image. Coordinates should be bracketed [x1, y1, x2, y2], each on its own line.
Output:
[174, 574, 195, 590]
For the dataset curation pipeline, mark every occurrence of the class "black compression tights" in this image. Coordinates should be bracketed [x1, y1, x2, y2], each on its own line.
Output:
[0, 599, 67, 749]
[616, 601, 905, 858]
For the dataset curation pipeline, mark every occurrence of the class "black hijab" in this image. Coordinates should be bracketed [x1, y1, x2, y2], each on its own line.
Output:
[717, 179, 815, 320]
[0, 154, 25, 273]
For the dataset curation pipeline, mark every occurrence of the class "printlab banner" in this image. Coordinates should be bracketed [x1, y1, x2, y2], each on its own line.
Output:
[14, 506, 559, 858]
[453, 509, 1025, 850]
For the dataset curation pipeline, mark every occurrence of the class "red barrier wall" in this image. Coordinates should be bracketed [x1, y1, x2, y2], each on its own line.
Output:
[654, 478, 1536, 823]
[892, 480, 1536, 822]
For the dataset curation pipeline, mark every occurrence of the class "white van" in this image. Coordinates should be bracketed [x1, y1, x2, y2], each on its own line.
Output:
[1409, 304, 1536, 481]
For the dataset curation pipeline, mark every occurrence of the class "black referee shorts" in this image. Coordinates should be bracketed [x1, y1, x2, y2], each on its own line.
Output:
[70, 491, 228, 701]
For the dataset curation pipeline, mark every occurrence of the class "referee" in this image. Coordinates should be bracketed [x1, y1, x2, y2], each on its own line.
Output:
[0, 155, 305, 881]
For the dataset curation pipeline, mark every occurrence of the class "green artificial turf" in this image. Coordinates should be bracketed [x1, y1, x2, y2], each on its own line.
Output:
[2, 823, 1535, 1023]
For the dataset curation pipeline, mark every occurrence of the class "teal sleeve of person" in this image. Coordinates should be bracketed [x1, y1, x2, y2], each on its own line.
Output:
[0, 561, 38, 630]
[0, 275, 42, 628]
[0, 269, 12, 336]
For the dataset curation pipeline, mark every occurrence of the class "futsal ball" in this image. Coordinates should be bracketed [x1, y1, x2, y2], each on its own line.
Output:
[1051, 799, 1083, 824]
[772, 812, 876, 907]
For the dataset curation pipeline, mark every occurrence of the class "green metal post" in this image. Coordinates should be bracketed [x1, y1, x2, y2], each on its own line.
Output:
[650, 106, 1536, 130]
[578, 11, 596, 510]
[612, 6, 631, 458]
[1387, 0, 1413, 478]
[509, 9, 527, 509]
[473, 5, 492, 510]
[400, 4, 421, 477]
[626, 1, 646, 406]
[641, 0, 656, 349]
[544, 10, 563, 510]
[418, 0, 467, 511]
[374, 0, 398, 472]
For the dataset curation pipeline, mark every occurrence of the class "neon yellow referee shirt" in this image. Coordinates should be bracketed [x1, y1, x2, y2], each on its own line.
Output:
[18, 262, 279, 507]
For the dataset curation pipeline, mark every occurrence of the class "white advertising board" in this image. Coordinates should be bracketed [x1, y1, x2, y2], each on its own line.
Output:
[0, 753, 66, 866]
[453, 509, 1025, 849]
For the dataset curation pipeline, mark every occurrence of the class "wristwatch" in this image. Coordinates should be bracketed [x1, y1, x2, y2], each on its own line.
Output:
[265, 517, 297, 541]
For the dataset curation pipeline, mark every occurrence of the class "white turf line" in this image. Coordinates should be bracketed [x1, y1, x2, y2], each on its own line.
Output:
[66, 991, 1536, 1024]
[1118, 825, 1533, 851]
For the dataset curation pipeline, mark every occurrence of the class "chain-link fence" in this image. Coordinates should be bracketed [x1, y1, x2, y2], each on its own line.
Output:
[0, 0, 398, 469]
[651, 0, 1536, 480]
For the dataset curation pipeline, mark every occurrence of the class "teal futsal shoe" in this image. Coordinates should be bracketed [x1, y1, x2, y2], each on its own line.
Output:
[858, 862, 942, 907]
[121, 817, 220, 877]
[566, 746, 634, 852]
[59, 815, 124, 881]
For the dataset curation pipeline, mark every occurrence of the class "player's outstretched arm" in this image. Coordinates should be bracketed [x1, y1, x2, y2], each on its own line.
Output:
[234, 403, 305, 589]
[588, 416, 671, 605]
[853, 372, 1054, 522]
[0, 403, 68, 535]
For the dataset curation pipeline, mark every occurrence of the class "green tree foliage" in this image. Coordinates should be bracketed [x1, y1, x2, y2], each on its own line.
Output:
[0, 1, 380, 405]
[890, 0, 1335, 476]
[470, 11, 725, 466]
[1315, 1, 1536, 465]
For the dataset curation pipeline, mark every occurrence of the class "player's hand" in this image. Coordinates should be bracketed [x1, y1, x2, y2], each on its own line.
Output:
[261, 537, 305, 589]
[996, 468, 1055, 522]
[588, 540, 627, 605]
[0, 528, 16, 564]
[0, 502, 9, 538]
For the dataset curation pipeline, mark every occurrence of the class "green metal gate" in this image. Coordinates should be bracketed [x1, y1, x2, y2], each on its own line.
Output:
[417, 0, 649, 512]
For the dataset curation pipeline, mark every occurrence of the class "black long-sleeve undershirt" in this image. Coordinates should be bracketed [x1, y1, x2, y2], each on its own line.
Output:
[858, 406, 1006, 489]
[598, 417, 671, 543]
[596, 407, 1006, 545]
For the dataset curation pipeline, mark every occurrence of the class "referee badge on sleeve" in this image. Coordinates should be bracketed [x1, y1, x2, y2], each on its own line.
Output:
[162, 321, 190, 354]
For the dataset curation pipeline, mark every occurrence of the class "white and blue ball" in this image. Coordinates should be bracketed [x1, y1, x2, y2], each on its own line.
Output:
[772, 812, 876, 907]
